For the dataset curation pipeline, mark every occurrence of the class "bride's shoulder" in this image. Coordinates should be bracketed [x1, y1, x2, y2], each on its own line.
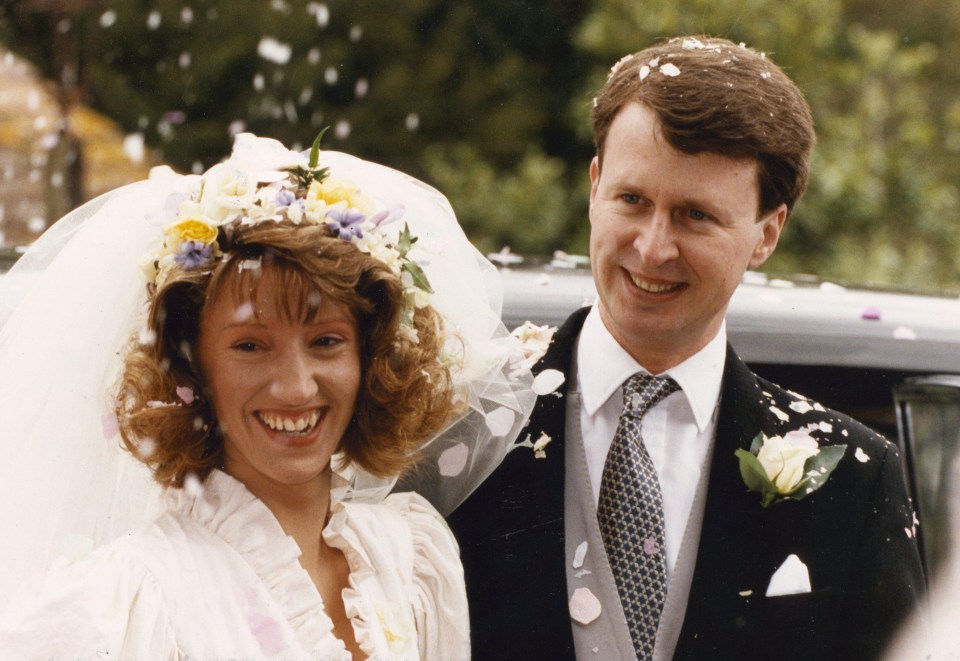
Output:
[328, 492, 459, 567]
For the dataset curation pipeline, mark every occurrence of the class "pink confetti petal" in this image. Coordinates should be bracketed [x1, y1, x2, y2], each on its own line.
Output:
[643, 537, 659, 555]
[176, 386, 196, 405]
[861, 306, 882, 321]
[101, 412, 119, 439]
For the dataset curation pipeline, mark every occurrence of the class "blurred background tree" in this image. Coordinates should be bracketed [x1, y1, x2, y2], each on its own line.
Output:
[0, 0, 957, 291]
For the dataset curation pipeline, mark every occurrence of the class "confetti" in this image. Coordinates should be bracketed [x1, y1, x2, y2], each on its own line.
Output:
[855, 447, 870, 463]
[438, 443, 469, 477]
[573, 541, 588, 569]
[660, 63, 681, 77]
[893, 326, 918, 340]
[533, 369, 565, 396]
[769, 406, 790, 422]
[176, 386, 196, 405]
[569, 587, 602, 625]
[532, 432, 552, 459]
[484, 406, 516, 436]
[643, 537, 659, 555]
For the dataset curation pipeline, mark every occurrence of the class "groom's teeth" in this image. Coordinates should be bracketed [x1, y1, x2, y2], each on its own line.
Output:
[259, 411, 321, 434]
[631, 276, 680, 293]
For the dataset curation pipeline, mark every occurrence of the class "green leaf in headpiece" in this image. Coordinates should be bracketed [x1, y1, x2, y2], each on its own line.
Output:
[402, 261, 434, 294]
[308, 126, 329, 170]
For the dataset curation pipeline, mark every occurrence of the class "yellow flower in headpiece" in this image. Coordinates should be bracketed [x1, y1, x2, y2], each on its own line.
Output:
[307, 177, 373, 213]
[166, 217, 219, 246]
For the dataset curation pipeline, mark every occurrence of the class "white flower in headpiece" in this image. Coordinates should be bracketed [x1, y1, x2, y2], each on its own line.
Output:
[199, 163, 259, 224]
[228, 133, 308, 183]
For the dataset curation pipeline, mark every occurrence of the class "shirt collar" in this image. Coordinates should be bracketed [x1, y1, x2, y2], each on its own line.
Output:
[577, 306, 726, 432]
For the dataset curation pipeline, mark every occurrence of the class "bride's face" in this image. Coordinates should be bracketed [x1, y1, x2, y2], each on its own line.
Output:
[196, 267, 361, 493]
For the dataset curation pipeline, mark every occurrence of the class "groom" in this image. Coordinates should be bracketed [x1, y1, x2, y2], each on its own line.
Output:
[449, 36, 924, 660]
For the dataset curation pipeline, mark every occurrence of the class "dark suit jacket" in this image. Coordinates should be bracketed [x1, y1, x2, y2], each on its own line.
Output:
[449, 307, 924, 660]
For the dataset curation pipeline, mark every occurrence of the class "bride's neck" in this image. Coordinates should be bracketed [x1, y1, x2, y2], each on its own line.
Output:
[230, 467, 333, 548]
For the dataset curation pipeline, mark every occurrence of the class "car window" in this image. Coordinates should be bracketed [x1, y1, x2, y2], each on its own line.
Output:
[895, 377, 960, 579]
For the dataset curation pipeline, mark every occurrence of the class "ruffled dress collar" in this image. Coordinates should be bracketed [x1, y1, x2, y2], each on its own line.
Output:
[164, 469, 385, 660]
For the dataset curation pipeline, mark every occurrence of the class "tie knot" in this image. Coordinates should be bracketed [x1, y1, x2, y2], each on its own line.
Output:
[622, 374, 679, 419]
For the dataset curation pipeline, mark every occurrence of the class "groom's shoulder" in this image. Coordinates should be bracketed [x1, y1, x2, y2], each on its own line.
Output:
[752, 370, 895, 460]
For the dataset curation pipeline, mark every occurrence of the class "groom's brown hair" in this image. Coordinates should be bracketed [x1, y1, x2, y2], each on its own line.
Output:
[592, 36, 815, 217]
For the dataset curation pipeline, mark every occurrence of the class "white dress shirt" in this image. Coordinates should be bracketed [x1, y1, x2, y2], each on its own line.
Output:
[576, 306, 726, 581]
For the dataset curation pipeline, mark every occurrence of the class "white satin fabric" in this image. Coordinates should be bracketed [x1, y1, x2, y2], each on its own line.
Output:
[0, 470, 469, 661]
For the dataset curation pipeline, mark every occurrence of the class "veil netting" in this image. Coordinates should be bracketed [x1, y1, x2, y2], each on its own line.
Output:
[0, 148, 537, 600]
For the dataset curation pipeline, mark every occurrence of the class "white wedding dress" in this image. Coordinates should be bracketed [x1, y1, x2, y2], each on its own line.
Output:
[0, 470, 469, 661]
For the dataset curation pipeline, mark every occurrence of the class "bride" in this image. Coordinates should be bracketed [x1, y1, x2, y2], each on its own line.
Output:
[0, 134, 541, 659]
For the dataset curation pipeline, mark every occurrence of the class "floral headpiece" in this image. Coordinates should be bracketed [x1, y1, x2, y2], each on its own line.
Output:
[144, 132, 433, 343]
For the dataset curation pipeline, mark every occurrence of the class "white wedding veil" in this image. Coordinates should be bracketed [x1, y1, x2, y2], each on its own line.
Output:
[0, 144, 537, 599]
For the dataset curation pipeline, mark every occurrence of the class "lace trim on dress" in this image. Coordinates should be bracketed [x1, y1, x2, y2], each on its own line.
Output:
[163, 470, 355, 660]
[324, 495, 415, 657]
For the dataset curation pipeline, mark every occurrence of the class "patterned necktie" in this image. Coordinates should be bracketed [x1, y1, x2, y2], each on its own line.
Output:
[597, 373, 680, 660]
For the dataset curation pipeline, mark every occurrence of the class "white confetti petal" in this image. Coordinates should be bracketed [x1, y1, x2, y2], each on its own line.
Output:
[770, 406, 790, 422]
[739, 590, 753, 597]
[893, 325, 918, 340]
[789, 400, 813, 414]
[183, 473, 204, 498]
[818, 422, 833, 433]
[574, 569, 592, 578]
[639, 65, 650, 80]
[573, 541, 588, 569]
[569, 587, 602, 625]
[532, 432, 552, 459]
[660, 62, 681, 77]
[855, 447, 870, 463]
[484, 406, 516, 436]
[438, 443, 469, 477]
[257, 36, 292, 65]
[533, 369, 565, 395]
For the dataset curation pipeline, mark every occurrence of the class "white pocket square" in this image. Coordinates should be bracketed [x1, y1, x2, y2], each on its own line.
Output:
[765, 553, 812, 597]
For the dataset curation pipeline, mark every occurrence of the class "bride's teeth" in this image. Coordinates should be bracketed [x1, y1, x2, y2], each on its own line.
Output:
[259, 411, 320, 434]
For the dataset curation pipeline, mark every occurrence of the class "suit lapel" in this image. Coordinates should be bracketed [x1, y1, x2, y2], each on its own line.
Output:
[675, 347, 801, 658]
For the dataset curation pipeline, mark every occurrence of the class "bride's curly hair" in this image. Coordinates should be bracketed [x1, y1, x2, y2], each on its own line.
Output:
[115, 221, 456, 488]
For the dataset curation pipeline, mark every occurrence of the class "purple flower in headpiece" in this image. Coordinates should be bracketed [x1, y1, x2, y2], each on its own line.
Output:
[275, 189, 297, 207]
[174, 241, 214, 269]
[326, 208, 365, 240]
[366, 203, 404, 229]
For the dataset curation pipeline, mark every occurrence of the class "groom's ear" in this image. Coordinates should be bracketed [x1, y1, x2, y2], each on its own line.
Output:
[748, 204, 787, 269]
[588, 156, 601, 220]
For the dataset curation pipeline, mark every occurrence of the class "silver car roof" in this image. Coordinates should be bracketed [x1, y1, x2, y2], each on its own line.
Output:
[496, 258, 960, 374]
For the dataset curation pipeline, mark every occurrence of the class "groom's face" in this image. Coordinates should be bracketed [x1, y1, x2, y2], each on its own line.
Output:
[588, 103, 786, 372]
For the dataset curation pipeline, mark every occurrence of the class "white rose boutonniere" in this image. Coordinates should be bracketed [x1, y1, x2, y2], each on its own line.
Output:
[736, 427, 846, 507]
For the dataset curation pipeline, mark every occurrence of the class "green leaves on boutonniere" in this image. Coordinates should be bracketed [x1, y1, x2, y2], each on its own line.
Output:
[736, 429, 846, 507]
